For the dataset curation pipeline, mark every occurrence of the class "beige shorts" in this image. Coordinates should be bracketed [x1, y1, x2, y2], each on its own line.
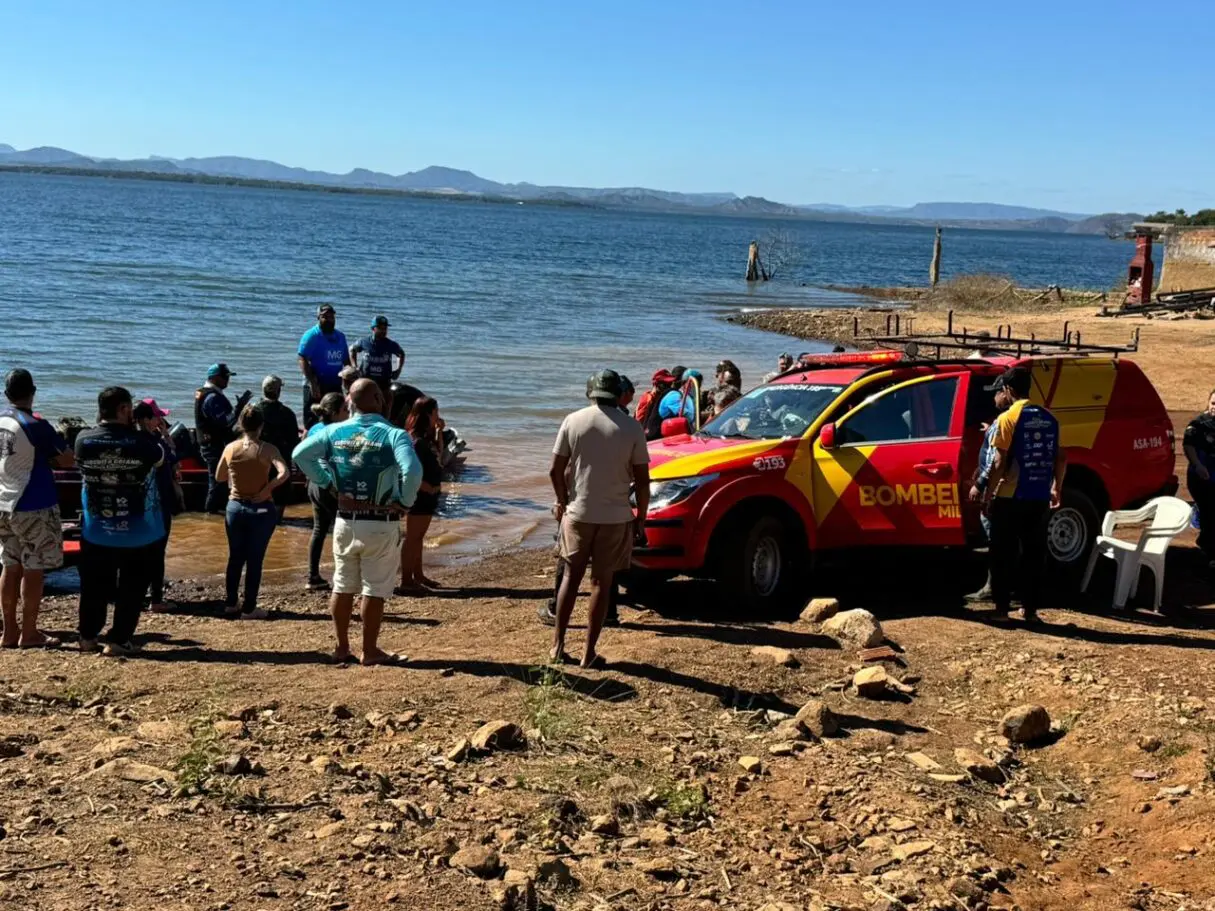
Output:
[332, 517, 401, 600]
[558, 518, 633, 581]
[0, 506, 64, 572]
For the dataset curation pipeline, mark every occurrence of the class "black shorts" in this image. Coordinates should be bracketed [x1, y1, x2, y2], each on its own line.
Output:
[411, 490, 440, 517]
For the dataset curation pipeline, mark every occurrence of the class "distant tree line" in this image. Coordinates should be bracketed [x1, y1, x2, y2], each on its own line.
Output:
[1145, 208, 1215, 226]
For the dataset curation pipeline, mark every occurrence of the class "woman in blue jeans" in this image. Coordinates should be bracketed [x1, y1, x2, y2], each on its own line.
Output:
[216, 406, 289, 619]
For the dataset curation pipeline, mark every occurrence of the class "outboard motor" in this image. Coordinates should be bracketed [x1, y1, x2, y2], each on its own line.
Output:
[169, 421, 197, 460]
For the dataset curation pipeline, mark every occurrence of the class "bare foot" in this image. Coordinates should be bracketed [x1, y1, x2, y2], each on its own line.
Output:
[331, 646, 353, 665]
[580, 652, 606, 670]
[18, 631, 61, 649]
[549, 646, 572, 665]
[418, 575, 442, 589]
[361, 649, 406, 666]
[1, 636, 18, 649]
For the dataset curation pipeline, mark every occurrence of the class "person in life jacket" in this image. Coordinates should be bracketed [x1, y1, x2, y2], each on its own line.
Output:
[981, 367, 1066, 624]
[195, 364, 252, 514]
[637, 369, 676, 441]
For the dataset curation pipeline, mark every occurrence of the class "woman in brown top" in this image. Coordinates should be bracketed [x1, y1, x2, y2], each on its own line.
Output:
[215, 406, 289, 619]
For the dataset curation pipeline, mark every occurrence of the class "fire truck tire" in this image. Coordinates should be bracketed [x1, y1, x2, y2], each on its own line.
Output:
[1046, 487, 1099, 570]
[718, 514, 797, 615]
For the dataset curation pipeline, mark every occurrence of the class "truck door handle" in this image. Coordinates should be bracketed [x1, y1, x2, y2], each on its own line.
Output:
[914, 461, 952, 478]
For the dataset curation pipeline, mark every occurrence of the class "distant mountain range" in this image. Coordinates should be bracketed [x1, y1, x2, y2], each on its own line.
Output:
[0, 143, 1140, 235]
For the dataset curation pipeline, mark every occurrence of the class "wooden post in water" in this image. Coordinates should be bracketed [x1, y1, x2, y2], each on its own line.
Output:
[930, 226, 942, 288]
[746, 241, 765, 282]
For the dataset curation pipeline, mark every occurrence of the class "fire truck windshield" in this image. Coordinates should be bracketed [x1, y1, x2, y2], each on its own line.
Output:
[700, 383, 844, 440]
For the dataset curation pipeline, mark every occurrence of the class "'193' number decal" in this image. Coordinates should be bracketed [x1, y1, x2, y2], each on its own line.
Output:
[754, 456, 787, 471]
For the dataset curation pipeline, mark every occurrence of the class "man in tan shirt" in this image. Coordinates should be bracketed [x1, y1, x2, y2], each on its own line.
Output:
[549, 369, 650, 668]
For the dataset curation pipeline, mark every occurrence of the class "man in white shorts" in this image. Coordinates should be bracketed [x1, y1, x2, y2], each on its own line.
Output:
[293, 379, 421, 665]
[0, 369, 75, 649]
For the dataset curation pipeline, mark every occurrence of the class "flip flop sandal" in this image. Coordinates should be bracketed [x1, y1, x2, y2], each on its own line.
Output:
[361, 652, 408, 667]
[20, 636, 62, 650]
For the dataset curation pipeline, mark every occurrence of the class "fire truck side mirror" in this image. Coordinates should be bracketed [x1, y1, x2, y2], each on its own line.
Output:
[819, 423, 837, 449]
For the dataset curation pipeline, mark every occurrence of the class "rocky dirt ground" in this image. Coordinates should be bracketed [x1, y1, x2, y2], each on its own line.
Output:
[5, 541, 1215, 911]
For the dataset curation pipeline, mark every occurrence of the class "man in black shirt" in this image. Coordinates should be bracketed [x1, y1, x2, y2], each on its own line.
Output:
[350, 316, 404, 393]
[1183, 391, 1215, 562]
[195, 364, 251, 514]
[256, 375, 300, 521]
[76, 387, 166, 656]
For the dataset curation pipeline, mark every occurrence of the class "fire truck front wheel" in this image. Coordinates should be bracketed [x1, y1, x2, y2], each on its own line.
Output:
[717, 512, 801, 615]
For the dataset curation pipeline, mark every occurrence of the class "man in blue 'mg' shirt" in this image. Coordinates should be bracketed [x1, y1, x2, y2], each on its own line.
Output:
[298, 303, 350, 429]
[293, 379, 421, 666]
[74, 386, 166, 657]
[349, 315, 404, 393]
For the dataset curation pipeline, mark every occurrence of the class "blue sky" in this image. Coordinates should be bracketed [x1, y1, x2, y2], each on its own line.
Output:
[2, 0, 1212, 213]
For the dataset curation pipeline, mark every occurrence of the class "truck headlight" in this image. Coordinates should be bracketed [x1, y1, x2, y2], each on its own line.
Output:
[648, 474, 718, 512]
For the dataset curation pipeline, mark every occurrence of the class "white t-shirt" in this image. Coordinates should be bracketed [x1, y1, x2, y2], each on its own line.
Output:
[553, 404, 649, 525]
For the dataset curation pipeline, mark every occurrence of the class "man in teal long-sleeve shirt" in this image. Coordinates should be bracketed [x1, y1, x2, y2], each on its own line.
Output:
[293, 379, 422, 665]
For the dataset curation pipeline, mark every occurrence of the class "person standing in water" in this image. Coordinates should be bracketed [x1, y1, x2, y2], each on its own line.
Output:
[350, 316, 404, 395]
[298, 304, 350, 429]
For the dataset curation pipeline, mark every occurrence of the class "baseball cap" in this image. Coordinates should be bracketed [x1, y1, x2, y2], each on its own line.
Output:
[317, 304, 336, 317]
[207, 363, 234, 379]
[779, 352, 794, 362]
[4, 368, 35, 402]
[372, 315, 390, 328]
[140, 398, 170, 417]
[586, 369, 624, 401]
[651, 369, 676, 385]
[984, 367, 1031, 396]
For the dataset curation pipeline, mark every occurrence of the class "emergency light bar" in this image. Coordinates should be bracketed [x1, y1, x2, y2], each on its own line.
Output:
[796, 350, 904, 367]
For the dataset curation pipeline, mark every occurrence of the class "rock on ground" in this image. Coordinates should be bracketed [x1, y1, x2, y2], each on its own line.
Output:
[954, 748, 1005, 784]
[794, 699, 840, 738]
[471, 720, 525, 752]
[450, 845, 501, 879]
[821, 609, 884, 649]
[739, 755, 763, 774]
[854, 665, 892, 698]
[750, 645, 800, 668]
[1000, 704, 1052, 744]
[800, 597, 841, 624]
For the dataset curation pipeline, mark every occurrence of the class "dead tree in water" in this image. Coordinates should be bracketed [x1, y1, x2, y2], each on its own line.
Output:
[746, 241, 767, 281]
[746, 230, 801, 282]
[930, 226, 942, 288]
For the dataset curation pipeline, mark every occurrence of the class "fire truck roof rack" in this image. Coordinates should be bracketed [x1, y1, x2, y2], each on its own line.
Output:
[854, 310, 1141, 359]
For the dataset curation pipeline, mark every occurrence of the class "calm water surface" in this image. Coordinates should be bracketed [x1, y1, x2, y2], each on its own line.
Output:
[0, 173, 1132, 577]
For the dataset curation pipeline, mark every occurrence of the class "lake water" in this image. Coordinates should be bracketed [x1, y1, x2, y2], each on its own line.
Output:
[0, 172, 1132, 578]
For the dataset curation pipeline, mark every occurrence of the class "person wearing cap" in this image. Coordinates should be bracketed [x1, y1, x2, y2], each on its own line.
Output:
[134, 399, 181, 613]
[549, 369, 650, 668]
[350, 316, 405, 394]
[981, 367, 1066, 623]
[298, 304, 350, 429]
[256, 375, 300, 521]
[195, 364, 252, 514]
[0, 368, 75, 649]
[75, 386, 167, 657]
[293, 379, 422, 665]
[764, 353, 795, 384]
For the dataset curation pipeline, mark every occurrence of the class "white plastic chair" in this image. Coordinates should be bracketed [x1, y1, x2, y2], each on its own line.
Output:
[1080, 496, 1193, 610]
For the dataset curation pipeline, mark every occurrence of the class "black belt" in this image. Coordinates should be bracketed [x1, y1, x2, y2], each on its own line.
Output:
[337, 510, 397, 522]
